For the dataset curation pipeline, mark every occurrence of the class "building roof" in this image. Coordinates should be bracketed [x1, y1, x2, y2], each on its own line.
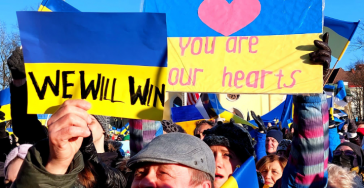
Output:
[327, 68, 351, 84]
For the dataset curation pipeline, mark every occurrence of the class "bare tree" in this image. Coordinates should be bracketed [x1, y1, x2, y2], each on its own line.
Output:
[0, 21, 21, 90]
[347, 60, 364, 120]
[352, 23, 364, 52]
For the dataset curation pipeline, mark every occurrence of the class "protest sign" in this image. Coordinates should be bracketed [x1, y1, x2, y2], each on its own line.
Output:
[17, 12, 167, 120]
[144, 0, 323, 94]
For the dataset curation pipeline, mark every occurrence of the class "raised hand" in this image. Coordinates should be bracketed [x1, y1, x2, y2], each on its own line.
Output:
[251, 111, 266, 133]
[7, 47, 26, 80]
[309, 32, 331, 77]
[46, 100, 92, 174]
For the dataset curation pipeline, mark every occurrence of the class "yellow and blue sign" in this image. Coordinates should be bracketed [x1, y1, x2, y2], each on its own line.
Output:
[0, 88, 11, 122]
[38, 0, 80, 12]
[17, 12, 168, 120]
[324, 16, 360, 60]
[144, 0, 323, 94]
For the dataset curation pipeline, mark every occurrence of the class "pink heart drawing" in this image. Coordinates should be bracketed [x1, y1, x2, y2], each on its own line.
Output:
[198, 0, 261, 36]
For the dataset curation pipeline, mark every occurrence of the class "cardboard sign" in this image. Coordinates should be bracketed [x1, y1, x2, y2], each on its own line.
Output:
[144, 0, 323, 93]
[17, 12, 167, 120]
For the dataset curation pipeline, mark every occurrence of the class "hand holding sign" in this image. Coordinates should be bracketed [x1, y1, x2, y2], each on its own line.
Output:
[7, 47, 25, 80]
[46, 100, 92, 174]
[309, 32, 331, 77]
[0, 111, 5, 120]
[251, 110, 266, 133]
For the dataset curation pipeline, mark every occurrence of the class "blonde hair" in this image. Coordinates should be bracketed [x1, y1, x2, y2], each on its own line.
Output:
[256, 154, 287, 172]
[327, 164, 362, 188]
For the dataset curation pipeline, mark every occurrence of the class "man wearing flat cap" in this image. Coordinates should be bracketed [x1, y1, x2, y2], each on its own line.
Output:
[127, 132, 215, 188]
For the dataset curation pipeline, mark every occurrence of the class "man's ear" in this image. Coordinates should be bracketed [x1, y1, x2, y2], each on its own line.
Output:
[200, 180, 212, 188]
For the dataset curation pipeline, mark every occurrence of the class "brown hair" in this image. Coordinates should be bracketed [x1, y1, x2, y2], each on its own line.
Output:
[356, 121, 364, 126]
[256, 154, 287, 172]
[188, 168, 214, 188]
[78, 162, 96, 188]
[194, 120, 214, 135]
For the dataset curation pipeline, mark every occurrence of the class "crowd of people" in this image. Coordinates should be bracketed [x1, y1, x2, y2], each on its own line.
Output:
[0, 33, 363, 188]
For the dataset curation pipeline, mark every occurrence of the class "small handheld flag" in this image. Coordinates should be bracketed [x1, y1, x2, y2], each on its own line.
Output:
[221, 156, 259, 188]
[324, 16, 360, 61]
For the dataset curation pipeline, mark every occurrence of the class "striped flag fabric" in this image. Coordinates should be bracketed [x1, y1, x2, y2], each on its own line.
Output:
[0, 88, 11, 122]
[334, 80, 348, 107]
[187, 93, 200, 105]
[324, 16, 360, 60]
[38, 0, 80, 12]
[221, 156, 259, 188]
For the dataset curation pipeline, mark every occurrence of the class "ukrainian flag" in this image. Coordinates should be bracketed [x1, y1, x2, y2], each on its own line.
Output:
[0, 88, 11, 122]
[17, 12, 168, 120]
[221, 156, 259, 188]
[171, 104, 210, 135]
[37, 114, 51, 126]
[171, 94, 255, 135]
[144, 0, 324, 94]
[324, 16, 360, 60]
[38, 0, 80, 12]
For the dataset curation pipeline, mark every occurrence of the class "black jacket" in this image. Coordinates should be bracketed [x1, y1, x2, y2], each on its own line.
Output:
[10, 83, 48, 145]
[76, 135, 128, 188]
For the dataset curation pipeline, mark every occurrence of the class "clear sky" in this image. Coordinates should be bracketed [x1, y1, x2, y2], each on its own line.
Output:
[0, 0, 363, 70]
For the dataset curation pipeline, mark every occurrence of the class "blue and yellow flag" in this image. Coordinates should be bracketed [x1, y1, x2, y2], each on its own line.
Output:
[0, 88, 11, 122]
[144, 0, 323, 94]
[221, 156, 259, 188]
[38, 0, 80, 12]
[17, 12, 168, 120]
[37, 114, 51, 126]
[206, 94, 256, 128]
[324, 16, 360, 60]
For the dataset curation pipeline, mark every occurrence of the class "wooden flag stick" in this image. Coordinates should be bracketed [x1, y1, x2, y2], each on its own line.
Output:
[324, 59, 340, 85]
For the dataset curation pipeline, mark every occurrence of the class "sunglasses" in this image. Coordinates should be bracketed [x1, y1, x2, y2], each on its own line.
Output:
[333, 150, 356, 157]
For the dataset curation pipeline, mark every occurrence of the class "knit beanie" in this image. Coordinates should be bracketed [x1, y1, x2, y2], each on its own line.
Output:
[161, 120, 179, 133]
[93, 115, 110, 135]
[203, 119, 256, 163]
[347, 119, 358, 139]
[4, 144, 32, 177]
[266, 129, 283, 144]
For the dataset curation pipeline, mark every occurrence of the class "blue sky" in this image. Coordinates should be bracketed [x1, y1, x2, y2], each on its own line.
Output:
[0, 0, 363, 70]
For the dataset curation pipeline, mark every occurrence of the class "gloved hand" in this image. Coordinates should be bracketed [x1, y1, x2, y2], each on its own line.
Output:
[251, 111, 266, 133]
[0, 111, 5, 120]
[80, 132, 99, 163]
[7, 47, 26, 80]
[309, 32, 331, 78]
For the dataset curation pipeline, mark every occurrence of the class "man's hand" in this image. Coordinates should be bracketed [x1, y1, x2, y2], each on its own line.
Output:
[309, 32, 331, 78]
[46, 100, 92, 174]
[251, 111, 266, 133]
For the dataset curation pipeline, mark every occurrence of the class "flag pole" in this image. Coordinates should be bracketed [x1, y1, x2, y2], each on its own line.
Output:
[323, 19, 361, 86]
[323, 59, 340, 85]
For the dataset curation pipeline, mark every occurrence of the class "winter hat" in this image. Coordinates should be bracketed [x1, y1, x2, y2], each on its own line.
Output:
[93, 115, 110, 134]
[161, 120, 179, 133]
[203, 119, 256, 163]
[4, 144, 32, 176]
[277, 139, 292, 152]
[347, 119, 358, 139]
[266, 129, 283, 144]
